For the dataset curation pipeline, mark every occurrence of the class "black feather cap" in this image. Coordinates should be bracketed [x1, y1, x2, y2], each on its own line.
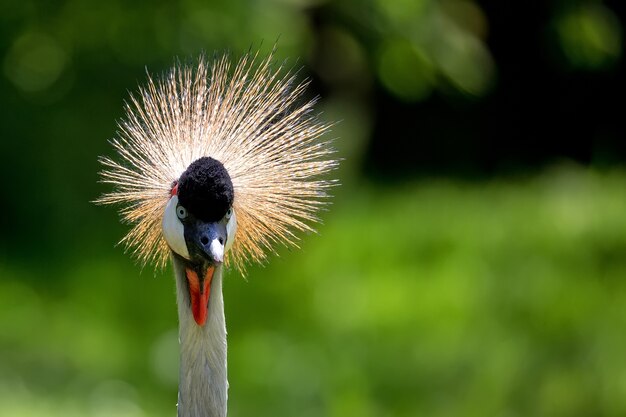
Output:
[177, 157, 234, 222]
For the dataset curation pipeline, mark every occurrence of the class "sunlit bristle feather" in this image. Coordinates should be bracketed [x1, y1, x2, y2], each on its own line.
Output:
[97, 50, 338, 272]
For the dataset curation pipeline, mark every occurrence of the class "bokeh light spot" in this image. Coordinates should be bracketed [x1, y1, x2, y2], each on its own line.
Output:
[375, 0, 429, 25]
[4, 32, 68, 93]
[554, 4, 623, 70]
[440, 0, 489, 40]
[377, 39, 435, 102]
[433, 20, 495, 97]
[315, 26, 369, 87]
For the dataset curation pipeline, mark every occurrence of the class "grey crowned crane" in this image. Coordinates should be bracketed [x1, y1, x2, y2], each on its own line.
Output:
[97, 51, 337, 417]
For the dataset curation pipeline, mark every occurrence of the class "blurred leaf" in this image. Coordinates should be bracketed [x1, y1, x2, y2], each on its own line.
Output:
[554, 4, 623, 70]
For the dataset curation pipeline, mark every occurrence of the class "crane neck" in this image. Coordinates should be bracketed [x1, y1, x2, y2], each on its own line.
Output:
[173, 256, 228, 417]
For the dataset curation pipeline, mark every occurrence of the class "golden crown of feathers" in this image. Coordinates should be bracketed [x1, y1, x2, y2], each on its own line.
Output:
[97, 51, 338, 273]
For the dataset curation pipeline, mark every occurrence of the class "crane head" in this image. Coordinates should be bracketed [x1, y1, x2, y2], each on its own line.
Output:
[162, 156, 237, 326]
[97, 52, 338, 299]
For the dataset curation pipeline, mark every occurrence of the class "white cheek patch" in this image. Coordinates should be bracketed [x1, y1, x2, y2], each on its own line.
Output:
[225, 211, 237, 253]
[162, 195, 190, 259]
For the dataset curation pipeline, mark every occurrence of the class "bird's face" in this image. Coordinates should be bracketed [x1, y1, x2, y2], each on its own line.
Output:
[162, 157, 236, 326]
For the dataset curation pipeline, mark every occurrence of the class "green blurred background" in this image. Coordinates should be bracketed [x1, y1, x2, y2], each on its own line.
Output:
[1, 0, 626, 416]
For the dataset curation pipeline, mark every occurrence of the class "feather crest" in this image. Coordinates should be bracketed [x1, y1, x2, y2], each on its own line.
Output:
[97, 51, 338, 272]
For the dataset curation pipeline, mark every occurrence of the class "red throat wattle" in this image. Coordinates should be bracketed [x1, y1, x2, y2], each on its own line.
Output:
[185, 266, 215, 326]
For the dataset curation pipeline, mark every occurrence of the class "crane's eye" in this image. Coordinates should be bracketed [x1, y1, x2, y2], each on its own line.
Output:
[176, 205, 188, 220]
[225, 207, 233, 220]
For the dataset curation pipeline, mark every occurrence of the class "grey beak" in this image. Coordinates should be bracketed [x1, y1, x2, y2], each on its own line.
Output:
[185, 220, 227, 264]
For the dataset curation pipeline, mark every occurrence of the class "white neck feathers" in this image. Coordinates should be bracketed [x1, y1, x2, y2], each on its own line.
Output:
[173, 257, 228, 417]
